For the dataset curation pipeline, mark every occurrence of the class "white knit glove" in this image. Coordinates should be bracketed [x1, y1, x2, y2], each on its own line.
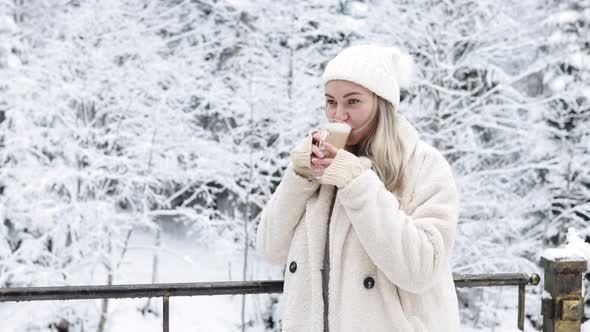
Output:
[320, 148, 366, 188]
[289, 129, 321, 179]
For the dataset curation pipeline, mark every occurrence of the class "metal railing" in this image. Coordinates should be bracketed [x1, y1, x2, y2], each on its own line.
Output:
[0, 272, 540, 332]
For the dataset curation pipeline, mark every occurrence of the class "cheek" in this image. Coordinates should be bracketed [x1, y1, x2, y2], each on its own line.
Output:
[352, 108, 371, 127]
[362, 105, 374, 120]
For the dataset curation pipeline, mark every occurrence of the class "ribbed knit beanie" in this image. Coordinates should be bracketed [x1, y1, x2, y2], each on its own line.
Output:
[321, 43, 416, 111]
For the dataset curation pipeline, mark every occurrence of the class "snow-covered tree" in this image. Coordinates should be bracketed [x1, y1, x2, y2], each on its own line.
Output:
[1, 0, 588, 331]
[0, 0, 220, 328]
[538, 0, 590, 323]
[541, 0, 590, 251]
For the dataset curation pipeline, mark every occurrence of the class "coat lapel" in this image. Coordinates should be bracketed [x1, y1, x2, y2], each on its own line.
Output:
[304, 183, 336, 331]
[305, 184, 336, 270]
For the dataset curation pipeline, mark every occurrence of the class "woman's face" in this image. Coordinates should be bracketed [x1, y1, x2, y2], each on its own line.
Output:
[324, 80, 376, 146]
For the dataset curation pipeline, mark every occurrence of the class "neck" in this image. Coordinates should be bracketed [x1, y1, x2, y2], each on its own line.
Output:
[345, 144, 360, 156]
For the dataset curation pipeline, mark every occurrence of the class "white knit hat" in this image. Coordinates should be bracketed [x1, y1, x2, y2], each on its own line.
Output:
[321, 43, 416, 111]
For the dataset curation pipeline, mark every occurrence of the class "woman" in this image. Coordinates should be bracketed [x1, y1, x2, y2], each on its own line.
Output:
[256, 44, 461, 332]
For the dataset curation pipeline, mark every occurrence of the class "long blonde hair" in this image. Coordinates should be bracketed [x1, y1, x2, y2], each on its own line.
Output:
[347, 93, 406, 193]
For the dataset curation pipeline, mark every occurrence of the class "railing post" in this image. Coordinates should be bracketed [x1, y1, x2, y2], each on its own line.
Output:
[540, 251, 587, 332]
[163, 294, 169, 332]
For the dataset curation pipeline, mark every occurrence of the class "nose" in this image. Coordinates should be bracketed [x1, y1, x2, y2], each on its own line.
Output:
[333, 106, 349, 122]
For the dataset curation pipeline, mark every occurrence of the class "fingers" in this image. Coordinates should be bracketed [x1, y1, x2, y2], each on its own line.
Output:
[309, 132, 339, 180]
[323, 141, 339, 155]
[310, 155, 330, 178]
[311, 144, 325, 158]
[311, 157, 333, 166]
[314, 167, 325, 177]
[312, 132, 322, 144]
[310, 163, 325, 177]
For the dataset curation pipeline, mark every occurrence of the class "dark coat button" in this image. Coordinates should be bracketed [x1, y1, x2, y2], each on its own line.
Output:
[289, 261, 297, 273]
[363, 276, 375, 289]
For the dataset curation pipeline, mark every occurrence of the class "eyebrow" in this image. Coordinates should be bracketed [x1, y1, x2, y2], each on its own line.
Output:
[324, 92, 362, 98]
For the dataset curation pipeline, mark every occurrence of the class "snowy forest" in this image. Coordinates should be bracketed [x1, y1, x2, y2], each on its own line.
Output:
[0, 0, 589, 331]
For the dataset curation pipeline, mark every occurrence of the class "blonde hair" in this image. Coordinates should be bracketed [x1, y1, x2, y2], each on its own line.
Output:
[347, 93, 406, 193]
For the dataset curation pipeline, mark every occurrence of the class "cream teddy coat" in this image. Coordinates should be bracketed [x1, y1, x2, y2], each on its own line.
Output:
[256, 114, 461, 332]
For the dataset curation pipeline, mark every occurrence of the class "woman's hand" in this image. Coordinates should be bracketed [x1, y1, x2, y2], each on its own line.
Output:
[310, 131, 327, 159]
[310, 133, 339, 178]
[289, 130, 329, 180]
[311, 137, 366, 188]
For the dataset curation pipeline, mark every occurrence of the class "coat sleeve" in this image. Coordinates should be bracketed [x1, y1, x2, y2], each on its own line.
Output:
[255, 162, 320, 265]
[337, 148, 459, 293]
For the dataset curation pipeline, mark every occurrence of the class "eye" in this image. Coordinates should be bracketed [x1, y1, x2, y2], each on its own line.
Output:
[348, 99, 360, 104]
[326, 99, 336, 105]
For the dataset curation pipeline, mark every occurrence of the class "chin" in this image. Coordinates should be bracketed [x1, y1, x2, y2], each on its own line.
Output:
[346, 138, 358, 146]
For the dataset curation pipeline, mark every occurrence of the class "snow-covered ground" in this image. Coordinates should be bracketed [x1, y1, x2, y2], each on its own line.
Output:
[0, 229, 543, 331]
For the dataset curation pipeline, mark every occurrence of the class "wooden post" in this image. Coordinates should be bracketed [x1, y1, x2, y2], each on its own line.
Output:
[540, 251, 587, 332]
